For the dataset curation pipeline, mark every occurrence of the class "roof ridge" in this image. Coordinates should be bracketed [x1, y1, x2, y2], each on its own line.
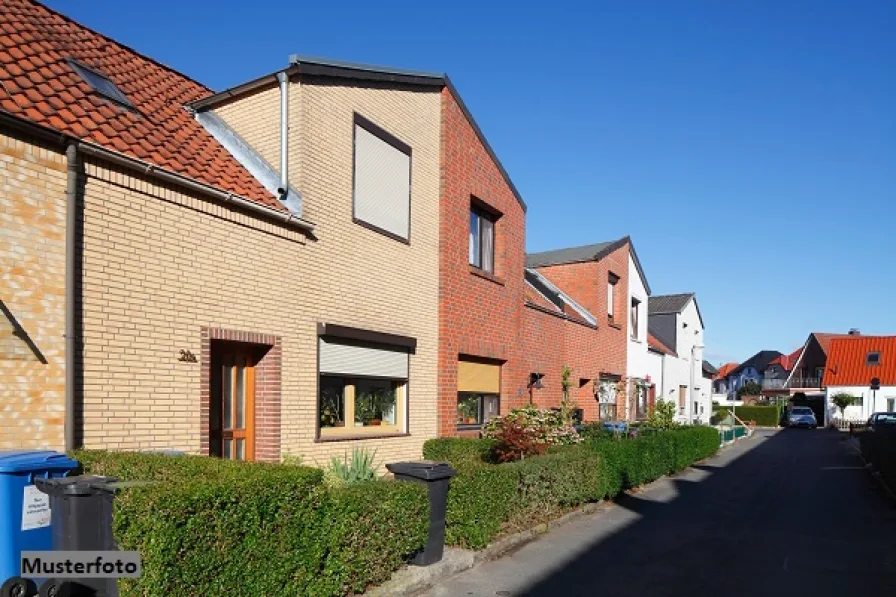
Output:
[29, 0, 215, 94]
[526, 236, 625, 257]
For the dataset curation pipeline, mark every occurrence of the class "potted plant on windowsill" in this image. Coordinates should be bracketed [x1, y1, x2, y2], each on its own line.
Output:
[320, 388, 345, 428]
[458, 398, 479, 426]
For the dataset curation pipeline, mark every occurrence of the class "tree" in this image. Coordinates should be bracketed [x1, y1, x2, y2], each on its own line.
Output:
[559, 365, 578, 424]
[831, 393, 855, 419]
[737, 381, 762, 399]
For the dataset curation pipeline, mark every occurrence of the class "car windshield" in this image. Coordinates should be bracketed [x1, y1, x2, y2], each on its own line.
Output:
[792, 409, 812, 416]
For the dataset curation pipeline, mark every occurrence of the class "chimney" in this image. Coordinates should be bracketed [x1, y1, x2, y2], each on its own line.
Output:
[848, 328, 861, 336]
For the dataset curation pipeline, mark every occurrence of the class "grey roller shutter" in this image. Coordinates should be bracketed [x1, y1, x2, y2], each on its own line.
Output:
[319, 338, 409, 379]
[353, 123, 411, 239]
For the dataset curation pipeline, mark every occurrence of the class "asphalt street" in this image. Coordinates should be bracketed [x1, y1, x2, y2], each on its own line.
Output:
[424, 429, 896, 597]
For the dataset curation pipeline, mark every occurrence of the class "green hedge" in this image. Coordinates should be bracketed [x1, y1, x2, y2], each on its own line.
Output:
[77, 451, 428, 597]
[421, 437, 496, 466]
[713, 405, 781, 427]
[423, 426, 719, 549]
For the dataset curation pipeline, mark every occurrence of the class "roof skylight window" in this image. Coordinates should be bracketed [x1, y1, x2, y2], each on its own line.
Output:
[67, 59, 134, 109]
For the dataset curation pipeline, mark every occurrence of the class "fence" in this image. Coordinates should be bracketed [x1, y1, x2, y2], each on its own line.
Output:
[830, 418, 867, 433]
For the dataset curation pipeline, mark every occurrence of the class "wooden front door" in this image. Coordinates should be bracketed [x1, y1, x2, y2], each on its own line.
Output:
[679, 385, 687, 414]
[210, 344, 256, 461]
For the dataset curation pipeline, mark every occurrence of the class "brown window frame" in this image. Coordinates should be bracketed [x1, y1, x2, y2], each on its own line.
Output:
[457, 392, 500, 429]
[469, 205, 497, 274]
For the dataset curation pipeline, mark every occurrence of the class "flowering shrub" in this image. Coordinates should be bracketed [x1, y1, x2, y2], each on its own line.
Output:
[483, 406, 582, 461]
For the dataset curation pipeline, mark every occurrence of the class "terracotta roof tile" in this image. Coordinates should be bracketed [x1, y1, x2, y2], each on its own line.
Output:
[0, 0, 281, 211]
[825, 336, 896, 387]
[715, 362, 738, 380]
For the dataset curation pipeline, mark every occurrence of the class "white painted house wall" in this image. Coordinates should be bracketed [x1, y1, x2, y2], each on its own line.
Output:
[663, 299, 709, 424]
[826, 385, 896, 423]
[627, 254, 651, 381]
[646, 350, 665, 399]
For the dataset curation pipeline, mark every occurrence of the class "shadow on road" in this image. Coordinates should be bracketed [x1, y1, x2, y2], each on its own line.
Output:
[513, 429, 896, 597]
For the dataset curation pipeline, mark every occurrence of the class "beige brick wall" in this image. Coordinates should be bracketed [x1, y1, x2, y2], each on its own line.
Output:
[0, 131, 67, 450]
[74, 79, 441, 464]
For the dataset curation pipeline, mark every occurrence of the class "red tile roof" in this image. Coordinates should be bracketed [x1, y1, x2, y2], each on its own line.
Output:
[813, 333, 852, 357]
[824, 336, 896, 387]
[770, 347, 802, 371]
[648, 333, 676, 356]
[0, 0, 280, 210]
[715, 362, 738, 380]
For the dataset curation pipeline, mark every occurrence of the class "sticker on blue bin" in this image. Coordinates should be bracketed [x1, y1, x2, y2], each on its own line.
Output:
[21, 484, 51, 531]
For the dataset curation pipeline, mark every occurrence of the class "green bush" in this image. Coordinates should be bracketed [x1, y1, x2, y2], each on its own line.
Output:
[422, 437, 495, 465]
[424, 426, 720, 549]
[713, 405, 781, 427]
[441, 463, 518, 548]
[77, 451, 427, 597]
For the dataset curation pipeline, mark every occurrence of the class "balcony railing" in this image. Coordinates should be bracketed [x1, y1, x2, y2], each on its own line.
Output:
[788, 377, 822, 389]
[762, 379, 786, 390]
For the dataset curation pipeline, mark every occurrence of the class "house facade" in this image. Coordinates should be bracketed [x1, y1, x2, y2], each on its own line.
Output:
[722, 350, 782, 400]
[1, 1, 463, 463]
[647, 294, 708, 422]
[824, 336, 896, 422]
[525, 237, 644, 421]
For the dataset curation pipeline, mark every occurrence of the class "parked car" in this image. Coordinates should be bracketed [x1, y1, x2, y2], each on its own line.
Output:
[867, 412, 896, 431]
[787, 406, 817, 429]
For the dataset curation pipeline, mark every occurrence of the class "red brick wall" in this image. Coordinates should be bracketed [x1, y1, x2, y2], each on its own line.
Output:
[438, 88, 527, 436]
[533, 242, 629, 380]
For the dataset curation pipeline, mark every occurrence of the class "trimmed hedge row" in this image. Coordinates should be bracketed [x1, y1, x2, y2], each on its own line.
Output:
[76, 451, 428, 597]
[713, 405, 781, 427]
[423, 426, 719, 548]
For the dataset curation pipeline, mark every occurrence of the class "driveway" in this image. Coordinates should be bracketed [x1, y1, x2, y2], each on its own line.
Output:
[424, 430, 896, 596]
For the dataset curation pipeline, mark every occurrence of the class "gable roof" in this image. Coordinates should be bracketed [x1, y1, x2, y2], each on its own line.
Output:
[702, 361, 718, 376]
[524, 268, 597, 327]
[715, 362, 738, 380]
[648, 333, 676, 356]
[825, 336, 896, 387]
[525, 236, 651, 294]
[727, 350, 783, 378]
[190, 54, 526, 213]
[813, 333, 853, 356]
[770, 347, 803, 371]
[648, 293, 704, 329]
[0, 0, 281, 211]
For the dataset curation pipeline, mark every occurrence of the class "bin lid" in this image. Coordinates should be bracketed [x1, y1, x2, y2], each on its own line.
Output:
[34, 475, 121, 496]
[386, 461, 456, 481]
[0, 450, 79, 473]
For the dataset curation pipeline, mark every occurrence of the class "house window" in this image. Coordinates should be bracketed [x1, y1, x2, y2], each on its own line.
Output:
[457, 358, 501, 428]
[67, 59, 135, 109]
[598, 378, 618, 420]
[318, 337, 409, 437]
[630, 298, 640, 339]
[815, 366, 825, 380]
[607, 274, 619, 322]
[469, 207, 496, 273]
[458, 393, 500, 427]
[856, 394, 864, 407]
[867, 352, 881, 365]
[352, 114, 411, 242]
[636, 384, 648, 418]
[887, 398, 895, 412]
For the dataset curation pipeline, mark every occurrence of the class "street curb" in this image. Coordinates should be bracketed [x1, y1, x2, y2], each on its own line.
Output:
[366, 501, 610, 597]
[367, 450, 735, 597]
[845, 436, 896, 502]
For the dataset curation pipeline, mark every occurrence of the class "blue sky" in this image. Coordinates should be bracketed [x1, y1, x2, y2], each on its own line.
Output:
[46, 0, 895, 364]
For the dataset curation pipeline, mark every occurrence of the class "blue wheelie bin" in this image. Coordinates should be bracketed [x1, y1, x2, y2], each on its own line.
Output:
[0, 451, 78, 594]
